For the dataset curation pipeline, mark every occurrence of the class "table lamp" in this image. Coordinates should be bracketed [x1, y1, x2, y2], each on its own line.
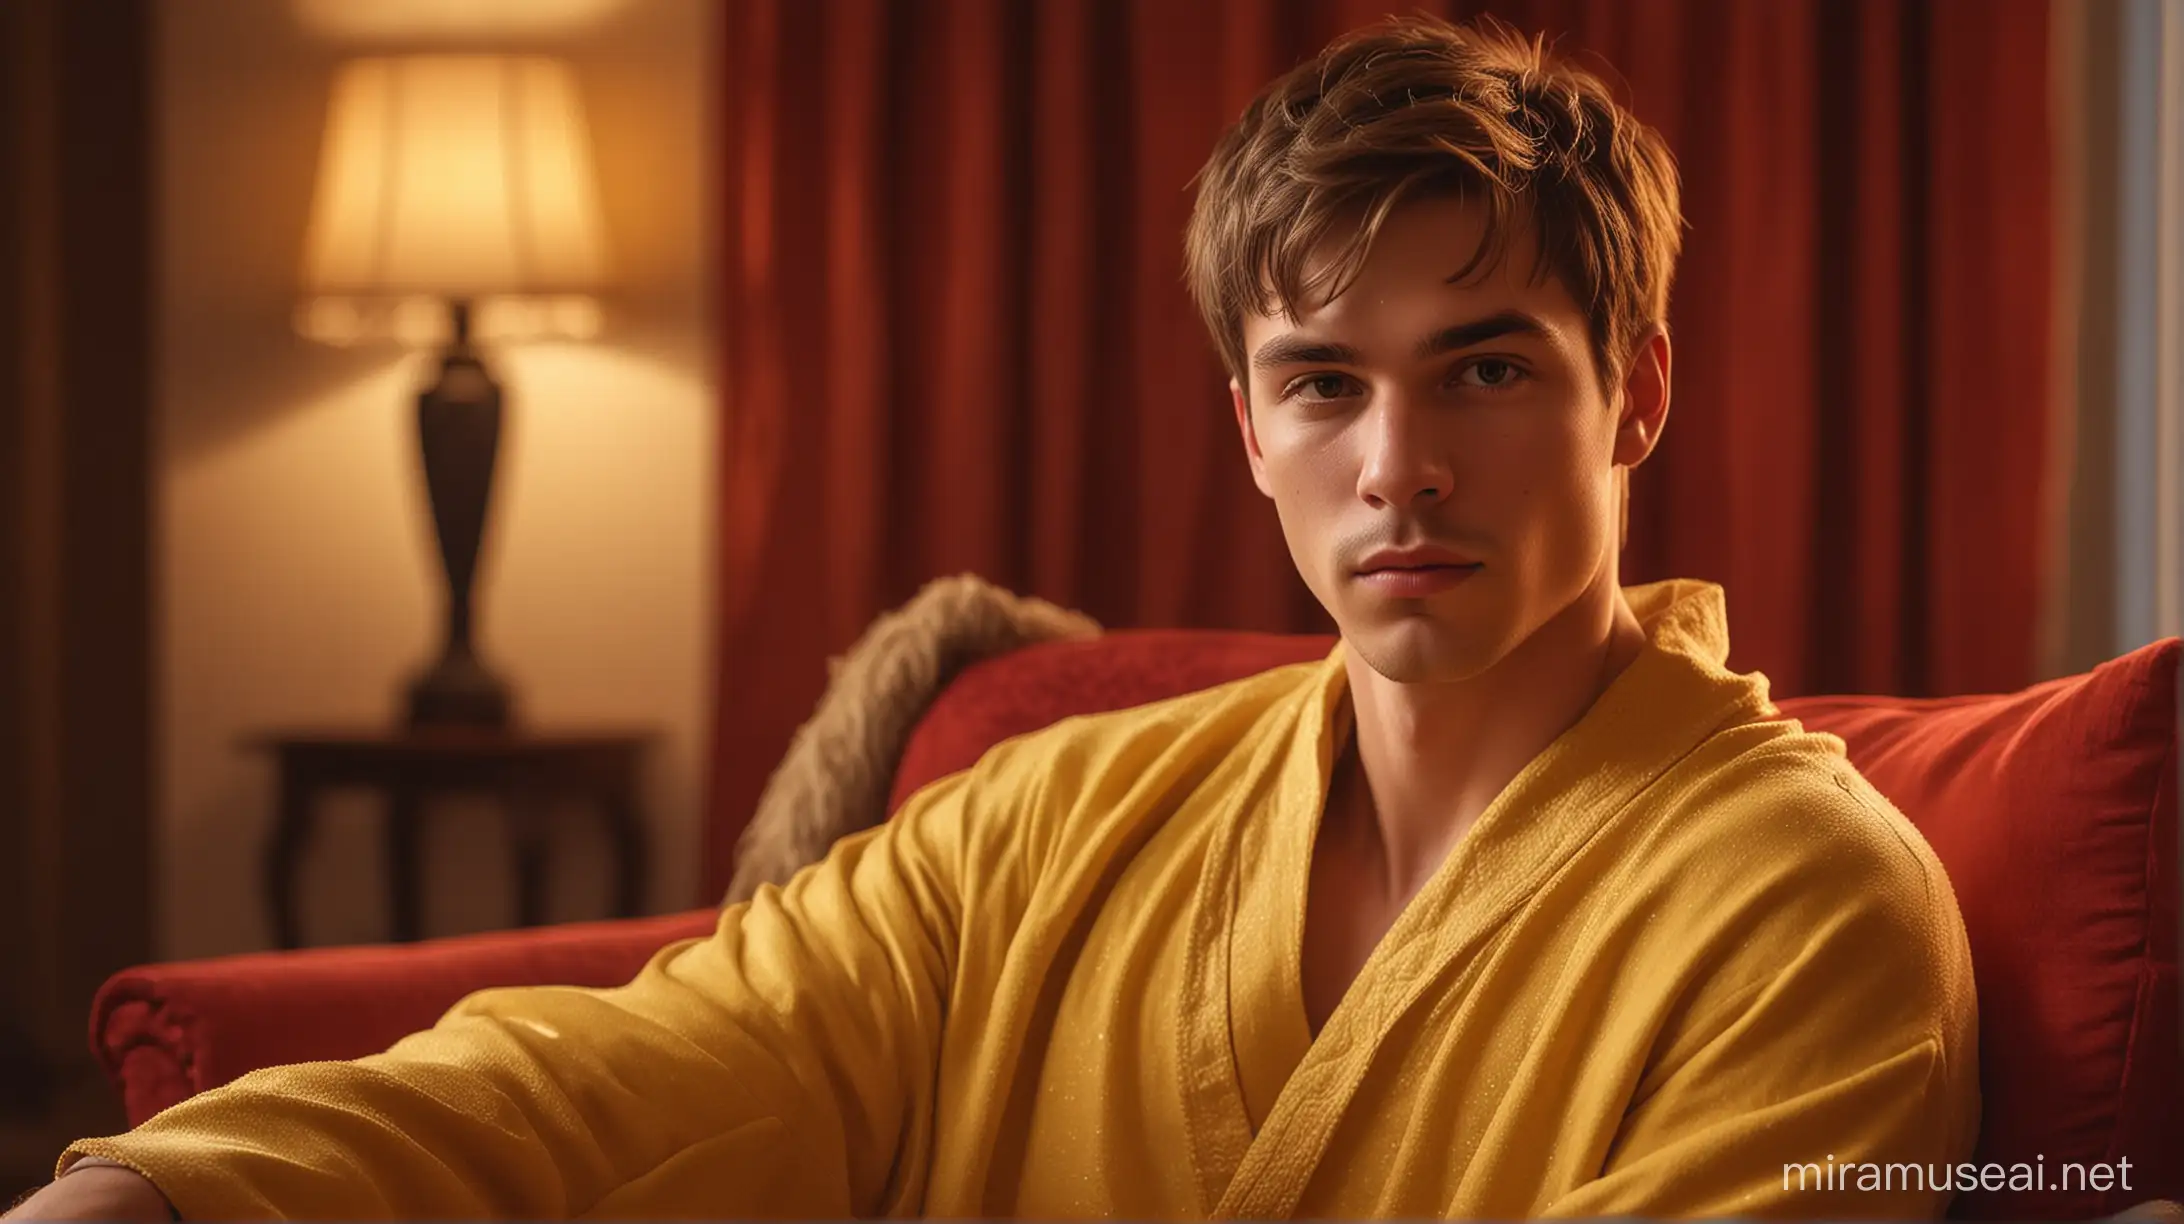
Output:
[297, 54, 609, 728]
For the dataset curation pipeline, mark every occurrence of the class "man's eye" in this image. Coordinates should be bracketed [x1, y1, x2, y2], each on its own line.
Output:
[1457, 359, 1527, 390]
[1286, 373, 1354, 402]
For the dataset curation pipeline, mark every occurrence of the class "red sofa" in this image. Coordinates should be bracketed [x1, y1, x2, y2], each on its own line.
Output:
[89, 631, 2181, 1219]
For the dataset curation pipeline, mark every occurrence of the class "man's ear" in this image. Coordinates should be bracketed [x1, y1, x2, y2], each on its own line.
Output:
[1232, 378, 1274, 497]
[1611, 325, 1672, 470]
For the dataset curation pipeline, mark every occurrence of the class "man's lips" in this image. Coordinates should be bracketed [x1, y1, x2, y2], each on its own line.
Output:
[1354, 561, 1481, 597]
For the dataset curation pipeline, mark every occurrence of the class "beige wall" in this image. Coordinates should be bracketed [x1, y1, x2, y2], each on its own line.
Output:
[156, 0, 716, 959]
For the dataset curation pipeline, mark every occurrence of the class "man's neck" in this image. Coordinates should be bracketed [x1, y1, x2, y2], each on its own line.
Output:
[1334, 568, 1648, 901]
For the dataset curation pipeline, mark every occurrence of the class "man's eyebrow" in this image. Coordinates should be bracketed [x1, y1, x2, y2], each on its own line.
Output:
[1250, 334, 1362, 372]
[1412, 310, 1552, 359]
[1249, 309, 1554, 373]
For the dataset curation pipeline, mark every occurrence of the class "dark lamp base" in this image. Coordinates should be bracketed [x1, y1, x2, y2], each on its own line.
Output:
[406, 649, 514, 729]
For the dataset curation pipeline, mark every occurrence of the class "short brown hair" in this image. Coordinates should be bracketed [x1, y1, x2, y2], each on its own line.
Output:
[1185, 14, 1683, 392]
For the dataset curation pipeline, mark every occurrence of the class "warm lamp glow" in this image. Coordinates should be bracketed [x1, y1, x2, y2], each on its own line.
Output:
[291, 59, 619, 733]
[301, 55, 609, 299]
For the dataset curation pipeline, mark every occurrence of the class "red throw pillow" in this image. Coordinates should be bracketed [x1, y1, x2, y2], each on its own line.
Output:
[1780, 639, 2179, 1219]
[889, 629, 1335, 812]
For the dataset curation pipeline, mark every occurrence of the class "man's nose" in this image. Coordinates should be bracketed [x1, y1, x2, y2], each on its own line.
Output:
[1355, 394, 1453, 510]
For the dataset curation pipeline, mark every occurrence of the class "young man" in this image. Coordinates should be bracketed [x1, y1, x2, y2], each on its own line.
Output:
[15, 15, 1976, 1221]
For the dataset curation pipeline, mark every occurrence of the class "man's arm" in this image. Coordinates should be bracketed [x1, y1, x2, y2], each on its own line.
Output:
[1543, 1024, 1971, 1218]
[1543, 800, 1981, 1219]
[24, 764, 1018, 1220]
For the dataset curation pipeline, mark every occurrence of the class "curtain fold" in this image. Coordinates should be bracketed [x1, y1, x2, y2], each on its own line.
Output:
[705, 0, 2056, 899]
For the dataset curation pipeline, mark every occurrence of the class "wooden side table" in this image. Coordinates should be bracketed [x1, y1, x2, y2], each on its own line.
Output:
[251, 728, 656, 949]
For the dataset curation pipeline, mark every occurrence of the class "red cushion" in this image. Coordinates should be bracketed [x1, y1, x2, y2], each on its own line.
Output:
[1780, 639, 2180, 1219]
[94, 910, 720, 1125]
[891, 630, 2181, 1219]
[890, 630, 1337, 812]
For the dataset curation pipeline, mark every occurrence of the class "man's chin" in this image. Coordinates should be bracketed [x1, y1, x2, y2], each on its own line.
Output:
[1338, 615, 1507, 686]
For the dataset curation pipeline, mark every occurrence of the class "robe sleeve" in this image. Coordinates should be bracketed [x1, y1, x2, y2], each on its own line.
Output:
[58, 765, 1015, 1221]
[1542, 801, 1982, 1220]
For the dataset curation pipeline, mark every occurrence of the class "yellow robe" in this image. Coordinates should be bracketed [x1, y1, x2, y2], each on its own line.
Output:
[66, 580, 1980, 1218]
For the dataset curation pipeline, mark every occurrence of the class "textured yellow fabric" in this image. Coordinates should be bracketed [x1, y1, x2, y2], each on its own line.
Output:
[66, 580, 1979, 1219]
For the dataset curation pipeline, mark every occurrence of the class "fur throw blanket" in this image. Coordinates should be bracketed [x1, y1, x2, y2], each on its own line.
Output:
[722, 574, 1101, 905]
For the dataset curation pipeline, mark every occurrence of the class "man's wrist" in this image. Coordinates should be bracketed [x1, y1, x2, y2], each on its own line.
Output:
[48, 1156, 178, 1220]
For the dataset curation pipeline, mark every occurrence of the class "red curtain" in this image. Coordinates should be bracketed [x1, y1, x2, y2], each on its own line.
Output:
[706, 0, 2053, 899]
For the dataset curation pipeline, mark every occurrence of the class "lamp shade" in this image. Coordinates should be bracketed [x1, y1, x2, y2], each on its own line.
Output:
[301, 54, 608, 298]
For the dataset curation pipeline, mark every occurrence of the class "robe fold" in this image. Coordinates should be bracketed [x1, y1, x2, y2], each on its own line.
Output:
[65, 580, 1979, 1219]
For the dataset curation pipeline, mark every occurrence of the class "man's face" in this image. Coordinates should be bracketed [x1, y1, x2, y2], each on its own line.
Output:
[1233, 193, 1668, 685]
